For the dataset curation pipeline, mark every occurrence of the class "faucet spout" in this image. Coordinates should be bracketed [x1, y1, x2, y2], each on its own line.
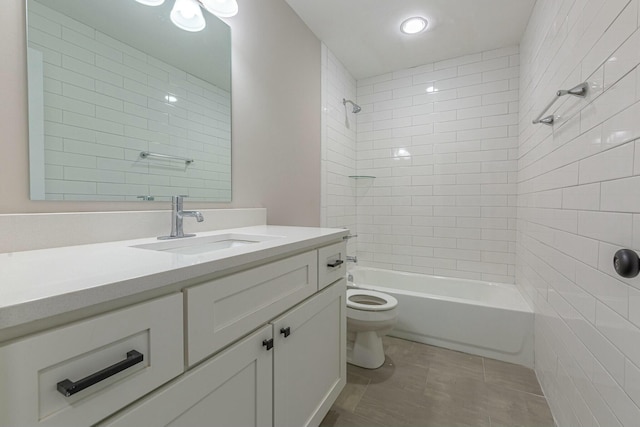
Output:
[181, 210, 204, 222]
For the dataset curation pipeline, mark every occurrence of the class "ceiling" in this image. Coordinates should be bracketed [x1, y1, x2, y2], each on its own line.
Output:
[285, 0, 537, 80]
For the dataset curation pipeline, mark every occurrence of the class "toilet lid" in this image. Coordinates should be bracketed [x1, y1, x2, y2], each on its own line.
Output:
[346, 289, 398, 311]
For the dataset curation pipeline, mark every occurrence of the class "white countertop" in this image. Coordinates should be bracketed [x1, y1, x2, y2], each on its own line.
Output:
[0, 225, 348, 330]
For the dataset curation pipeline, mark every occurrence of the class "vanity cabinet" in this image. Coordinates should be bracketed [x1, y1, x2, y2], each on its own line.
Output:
[0, 234, 347, 427]
[99, 280, 346, 427]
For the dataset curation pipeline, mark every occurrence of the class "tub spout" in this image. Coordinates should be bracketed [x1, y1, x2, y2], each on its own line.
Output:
[347, 256, 358, 263]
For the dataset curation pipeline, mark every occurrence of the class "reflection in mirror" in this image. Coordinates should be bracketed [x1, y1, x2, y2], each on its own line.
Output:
[26, 0, 231, 202]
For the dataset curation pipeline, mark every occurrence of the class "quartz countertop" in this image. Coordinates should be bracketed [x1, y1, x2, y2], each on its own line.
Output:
[0, 225, 348, 330]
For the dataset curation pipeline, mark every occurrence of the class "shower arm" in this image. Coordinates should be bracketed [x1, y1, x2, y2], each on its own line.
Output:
[342, 98, 362, 113]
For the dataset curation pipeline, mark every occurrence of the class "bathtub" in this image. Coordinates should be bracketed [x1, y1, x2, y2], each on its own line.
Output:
[349, 267, 534, 368]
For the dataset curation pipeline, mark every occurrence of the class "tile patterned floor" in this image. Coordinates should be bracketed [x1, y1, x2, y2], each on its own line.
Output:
[321, 337, 555, 427]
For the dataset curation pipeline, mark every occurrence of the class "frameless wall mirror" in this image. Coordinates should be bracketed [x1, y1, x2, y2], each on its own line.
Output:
[26, 0, 232, 202]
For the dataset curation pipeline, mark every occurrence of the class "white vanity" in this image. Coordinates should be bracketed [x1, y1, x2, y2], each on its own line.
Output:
[0, 225, 348, 427]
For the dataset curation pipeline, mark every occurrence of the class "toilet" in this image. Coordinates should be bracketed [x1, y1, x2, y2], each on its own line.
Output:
[346, 288, 398, 369]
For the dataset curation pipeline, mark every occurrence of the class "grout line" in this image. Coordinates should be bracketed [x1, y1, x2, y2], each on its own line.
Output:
[482, 357, 487, 382]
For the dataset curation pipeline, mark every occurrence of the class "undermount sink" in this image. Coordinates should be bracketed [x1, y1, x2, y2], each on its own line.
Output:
[131, 233, 283, 255]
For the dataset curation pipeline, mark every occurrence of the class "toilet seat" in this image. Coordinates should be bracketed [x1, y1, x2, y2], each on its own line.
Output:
[347, 289, 398, 312]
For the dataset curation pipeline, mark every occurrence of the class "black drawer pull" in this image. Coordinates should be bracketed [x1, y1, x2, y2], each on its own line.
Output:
[57, 350, 144, 397]
[263, 339, 274, 350]
[327, 259, 344, 268]
[280, 327, 291, 338]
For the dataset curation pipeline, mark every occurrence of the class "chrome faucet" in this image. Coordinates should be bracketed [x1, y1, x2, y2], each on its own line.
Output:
[346, 256, 357, 263]
[158, 196, 204, 240]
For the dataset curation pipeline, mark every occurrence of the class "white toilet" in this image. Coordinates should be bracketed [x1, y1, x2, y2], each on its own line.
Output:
[346, 288, 398, 369]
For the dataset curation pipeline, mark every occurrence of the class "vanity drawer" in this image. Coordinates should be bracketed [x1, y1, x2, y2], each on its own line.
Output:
[318, 241, 347, 290]
[185, 250, 318, 366]
[0, 293, 184, 427]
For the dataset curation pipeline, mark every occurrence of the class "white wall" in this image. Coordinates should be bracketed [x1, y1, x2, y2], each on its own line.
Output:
[355, 47, 520, 283]
[320, 44, 357, 252]
[0, 0, 321, 227]
[518, 0, 640, 425]
[28, 2, 231, 201]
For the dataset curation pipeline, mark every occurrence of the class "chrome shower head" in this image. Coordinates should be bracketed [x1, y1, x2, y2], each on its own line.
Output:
[343, 98, 361, 114]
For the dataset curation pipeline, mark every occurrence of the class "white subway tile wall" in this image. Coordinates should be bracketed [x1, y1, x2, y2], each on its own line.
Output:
[28, 2, 231, 201]
[519, 0, 640, 425]
[320, 44, 357, 255]
[355, 47, 520, 283]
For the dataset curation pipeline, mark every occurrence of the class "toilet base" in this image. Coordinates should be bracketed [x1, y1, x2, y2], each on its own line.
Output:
[347, 331, 386, 369]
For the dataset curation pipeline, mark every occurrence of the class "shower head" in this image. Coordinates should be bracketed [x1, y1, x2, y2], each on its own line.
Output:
[343, 98, 362, 114]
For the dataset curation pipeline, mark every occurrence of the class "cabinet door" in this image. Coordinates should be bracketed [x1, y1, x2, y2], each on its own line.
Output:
[99, 325, 274, 427]
[272, 279, 346, 427]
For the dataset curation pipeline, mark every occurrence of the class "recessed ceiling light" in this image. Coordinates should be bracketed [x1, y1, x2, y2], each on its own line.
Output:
[400, 17, 428, 35]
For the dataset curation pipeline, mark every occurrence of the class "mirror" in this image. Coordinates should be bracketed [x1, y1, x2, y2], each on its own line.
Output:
[26, 0, 231, 202]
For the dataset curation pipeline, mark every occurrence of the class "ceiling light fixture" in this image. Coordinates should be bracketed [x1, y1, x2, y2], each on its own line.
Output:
[171, 0, 206, 32]
[135, 0, 166, 5]
[134, 0, 238, 33]
[400, 17, 428, 35]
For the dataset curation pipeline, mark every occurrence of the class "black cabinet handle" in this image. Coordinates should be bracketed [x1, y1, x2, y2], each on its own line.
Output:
[57, 350, 144, 397]
[327, 259, 344, 268]
[613, 249, 640, 278]
[263, 339, 274, 351]
[280, 327, 291, 338]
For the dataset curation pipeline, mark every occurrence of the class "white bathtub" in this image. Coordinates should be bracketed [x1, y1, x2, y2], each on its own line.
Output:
[349, 267, 534, 368]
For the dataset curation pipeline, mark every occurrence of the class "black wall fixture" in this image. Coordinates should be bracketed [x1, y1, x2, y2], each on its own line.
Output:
[613, 249, 640, 278]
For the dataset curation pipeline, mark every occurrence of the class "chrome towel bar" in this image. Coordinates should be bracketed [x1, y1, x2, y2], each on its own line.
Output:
[532, 82, 588, 126]
[140, 151, 194, 165]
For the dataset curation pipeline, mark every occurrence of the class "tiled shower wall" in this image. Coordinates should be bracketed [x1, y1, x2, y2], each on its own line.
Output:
[28, 2, 231, 201]
[355, 47, 520, 283]
[321, 44, 358, 253]
[518, 0, 640, 426]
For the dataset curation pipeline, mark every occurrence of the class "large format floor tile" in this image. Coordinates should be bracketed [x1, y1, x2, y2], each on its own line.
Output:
[321, 337, 555, 427]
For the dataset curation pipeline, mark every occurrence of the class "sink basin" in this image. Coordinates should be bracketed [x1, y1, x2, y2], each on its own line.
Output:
[131, 233, 283, 255]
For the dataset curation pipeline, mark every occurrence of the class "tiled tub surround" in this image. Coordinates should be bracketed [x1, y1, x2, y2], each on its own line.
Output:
[28, 2, 231, 201]
[353, 46, 520, 283]
[320, 44, 358, 257]
[518, 0, 640, 426]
